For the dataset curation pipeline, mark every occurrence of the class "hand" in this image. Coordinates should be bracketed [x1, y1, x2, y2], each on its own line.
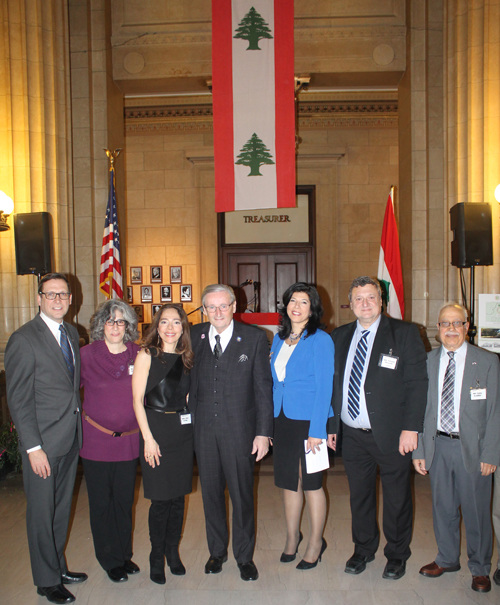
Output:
[480, 462, 497, 476]
[306, 437, 322, 454]
[413, 459, 427, 475]
[252, 436, 270, 462]
[144, 438, 161, 468]
[327, 434, 337, 451]
[399, 430, 418, 455]
[29, 449, 51, 478]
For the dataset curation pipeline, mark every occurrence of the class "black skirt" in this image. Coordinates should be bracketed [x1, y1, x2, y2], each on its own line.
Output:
[273, 409, 324, 492]
[139, 408, 193, 501]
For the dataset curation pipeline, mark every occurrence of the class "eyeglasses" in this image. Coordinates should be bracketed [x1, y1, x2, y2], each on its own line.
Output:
[105, 319, 128, 327]
[39, 292, 71, 300]
[204, 304, 231, 313]
[438, 321, 467, 328]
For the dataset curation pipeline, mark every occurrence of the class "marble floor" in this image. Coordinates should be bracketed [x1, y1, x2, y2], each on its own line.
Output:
[0, 459, 498, 605]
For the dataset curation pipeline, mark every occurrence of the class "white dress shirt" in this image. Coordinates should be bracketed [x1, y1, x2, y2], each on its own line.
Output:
[274, 341, 297, 382]
[209, 320, 234, 354]
[437, 341, 467, 432]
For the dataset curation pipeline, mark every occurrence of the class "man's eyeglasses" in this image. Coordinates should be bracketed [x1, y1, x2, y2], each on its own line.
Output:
[105, 319, 128, 327]
[438, 321, 467, 328]
[204, 304, 231, 313]
[39, 292, 71, 300]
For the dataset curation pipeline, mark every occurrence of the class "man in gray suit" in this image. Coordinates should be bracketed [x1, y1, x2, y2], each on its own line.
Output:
[5, 273, 87, 604]
[413, 303, 500, 594]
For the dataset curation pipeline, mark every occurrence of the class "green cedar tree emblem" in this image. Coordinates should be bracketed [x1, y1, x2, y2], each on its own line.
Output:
[233, 7, 273, 50]
[379, 278, 390, 307]
[235, 133, 275, 176]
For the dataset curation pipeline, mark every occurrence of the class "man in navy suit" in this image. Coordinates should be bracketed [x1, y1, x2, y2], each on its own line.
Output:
[328, 276, 427, 580]
[189, 284, 273, 582]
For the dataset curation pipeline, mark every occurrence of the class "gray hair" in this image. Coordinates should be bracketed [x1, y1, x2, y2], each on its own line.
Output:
[90, 300, 139, 342]
[201, 284, 236, 307]
[348, 276, 382, 301]
[438, 302, 468, 322]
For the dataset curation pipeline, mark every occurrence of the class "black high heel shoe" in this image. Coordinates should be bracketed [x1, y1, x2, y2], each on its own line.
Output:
[280, 531, 303, 563]
[296, 538, 327, 570]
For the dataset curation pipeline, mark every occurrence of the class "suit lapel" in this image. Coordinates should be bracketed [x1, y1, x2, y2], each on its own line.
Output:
[337, 322, 357, 391]
[460, 342, 476, 403]
[35, 315, 74, 385]
[428, 348, 440, 409]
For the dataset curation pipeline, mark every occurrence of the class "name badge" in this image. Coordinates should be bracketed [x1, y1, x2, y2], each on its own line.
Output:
[128, 363, 134, 376]
[379, 354, 399, 370]
[470, 388, 486, 400]
[180, 413, 192, 425]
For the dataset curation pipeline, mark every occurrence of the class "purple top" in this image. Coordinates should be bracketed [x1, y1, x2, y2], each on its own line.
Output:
[80, 340, 141, 461]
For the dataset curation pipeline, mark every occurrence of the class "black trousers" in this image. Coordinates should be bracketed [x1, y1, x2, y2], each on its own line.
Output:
[82, 458, 138, 571]
[149, 497, 185, 553]
[342, 424, 413, 561]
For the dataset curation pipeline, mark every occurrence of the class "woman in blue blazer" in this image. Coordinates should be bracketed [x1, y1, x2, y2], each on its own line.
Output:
[271, 283, 334, 570]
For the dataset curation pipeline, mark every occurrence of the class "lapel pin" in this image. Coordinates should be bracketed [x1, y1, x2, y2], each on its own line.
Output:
[201, 334, 205, 339]
[236, 336, 242, 342]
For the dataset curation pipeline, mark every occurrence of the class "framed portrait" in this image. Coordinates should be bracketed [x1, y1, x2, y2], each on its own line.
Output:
[170, 266, 182, 283]
[150, 266, 162, 283]
[152, 304, 162, 316]
[160, 285, 172, 302]
[126, 286, 133, 303]
[133, 305, 144, 322]
[141, 285, 153, 303]
[180, 284, 192, 302]
[142, 323, 151, 337]
[130, 267, 142, 284]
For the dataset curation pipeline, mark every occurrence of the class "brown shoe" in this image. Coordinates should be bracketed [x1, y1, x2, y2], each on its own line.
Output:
[471, 575, 491, 593]
[419, 561, 461, 577]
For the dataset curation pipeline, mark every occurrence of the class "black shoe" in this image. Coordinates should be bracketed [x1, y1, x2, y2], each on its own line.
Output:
[123, 560, 140, 574]
[296, 538, 327, 570]
[238, 560, 259, 581]
[61, 571, 88, 584]
[345, 552, 375, 574]
[150, 552, 166, 585]
[493, 569, 500, 586]
[383, 559, 406, 580]
[280, 531, 303, 563]
[107, 566, 128, 582]
[166, 545, 186, 576]
[37, 585, 75, 604]
[205, 554, 228, 574]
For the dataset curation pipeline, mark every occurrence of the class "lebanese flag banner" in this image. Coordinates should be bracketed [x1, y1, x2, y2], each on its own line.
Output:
[212, 0, 295, 212]
[377, 189, 404, 319]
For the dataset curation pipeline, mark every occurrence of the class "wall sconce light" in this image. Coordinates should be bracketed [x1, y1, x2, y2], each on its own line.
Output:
[495, 184, 500, 204]
[0, 191, 14, 232]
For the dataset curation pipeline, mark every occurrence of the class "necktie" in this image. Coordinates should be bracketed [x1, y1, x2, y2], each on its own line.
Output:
[440, 351, 456, 433]
[59, 324, 74, 379]
[347, 330, 369, 420]
[213, 334, 222, 360]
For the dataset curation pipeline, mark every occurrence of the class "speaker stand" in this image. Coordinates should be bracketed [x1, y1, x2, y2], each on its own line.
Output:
[468, 265, 477, 345]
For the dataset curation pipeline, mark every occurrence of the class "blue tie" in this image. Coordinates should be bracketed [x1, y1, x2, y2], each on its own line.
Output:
[347, 330, 369, 420]
[59, 324, 74, 379]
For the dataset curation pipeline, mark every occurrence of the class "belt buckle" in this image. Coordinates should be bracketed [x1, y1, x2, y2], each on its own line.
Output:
[112, 431, 122, 437]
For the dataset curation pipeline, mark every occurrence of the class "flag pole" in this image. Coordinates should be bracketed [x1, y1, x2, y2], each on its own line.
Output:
[104, 148, 122, 300]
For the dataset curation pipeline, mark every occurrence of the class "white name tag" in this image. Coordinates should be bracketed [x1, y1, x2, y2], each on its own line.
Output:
[180, 413, 192, 425]
[470, 388, 486, 400]
[379, 354, 399, 370]
[128, 363, 134, 375]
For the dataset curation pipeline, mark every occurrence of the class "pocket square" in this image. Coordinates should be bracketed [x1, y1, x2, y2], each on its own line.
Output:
[238, 354, 248, 363]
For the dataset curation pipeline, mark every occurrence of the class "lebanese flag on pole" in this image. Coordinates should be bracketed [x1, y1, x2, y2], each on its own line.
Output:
[212, 0, 295, 212]
[377, 189, 404, 319]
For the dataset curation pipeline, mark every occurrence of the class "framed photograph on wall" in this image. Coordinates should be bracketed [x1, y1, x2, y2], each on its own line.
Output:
[180, 284, 192, 302]
[152, 304, 162, 316]
[170, 266, 182, 283]
[141, 286, 153, 303]
[133, 305, 144, 322]
[151, 266, 162, 283]
[130, 267, 142, 284]
[126, 286, 133, 303]
[160, 285, 172, 302]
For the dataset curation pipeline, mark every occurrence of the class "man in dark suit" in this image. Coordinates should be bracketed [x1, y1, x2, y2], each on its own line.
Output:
[189, 284, 273, 581]
[328, 276, 427, 580]
[5, 273, 87, 604]
[413, 303, 499, 594]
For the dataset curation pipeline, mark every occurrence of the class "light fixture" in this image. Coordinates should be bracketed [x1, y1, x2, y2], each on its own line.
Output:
[0, 191, 14, 232]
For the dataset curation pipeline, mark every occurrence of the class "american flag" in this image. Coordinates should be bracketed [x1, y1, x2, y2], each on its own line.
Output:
[99, 168, 123, 299]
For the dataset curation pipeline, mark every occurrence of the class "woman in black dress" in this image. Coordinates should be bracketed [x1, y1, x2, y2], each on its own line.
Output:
[132, 304, 194, 584]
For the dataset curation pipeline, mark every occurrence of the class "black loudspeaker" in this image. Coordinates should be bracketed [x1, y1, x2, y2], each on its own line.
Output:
[450, 202, 493, 267]
[14, 212, 53, 275]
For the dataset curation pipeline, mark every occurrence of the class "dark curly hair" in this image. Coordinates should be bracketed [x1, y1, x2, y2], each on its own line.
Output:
[278, 283, 325, 340]
[141, 303, 194, 370]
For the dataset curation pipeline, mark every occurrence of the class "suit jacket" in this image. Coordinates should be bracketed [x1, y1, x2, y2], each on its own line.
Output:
[189, 320, 273, 445]
[330, 314, 428, 454]
[413, 342, 500, 473]
[270, 329, 334, 439]
[5, 314, 82, 457]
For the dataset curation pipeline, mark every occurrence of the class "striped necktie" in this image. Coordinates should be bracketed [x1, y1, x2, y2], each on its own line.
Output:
[347, 330, 369, 420]
[440, 351, 456, 433]
[59, 324, 74, 379]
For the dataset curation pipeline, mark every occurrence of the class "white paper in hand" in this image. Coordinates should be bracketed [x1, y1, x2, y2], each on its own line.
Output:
[304, 439, 330, 474]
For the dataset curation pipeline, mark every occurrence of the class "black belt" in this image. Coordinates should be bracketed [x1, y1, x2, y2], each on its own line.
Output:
[437, 430, 460, 440]
[145, 405, 188, 415]
[346, 426, 372, 434]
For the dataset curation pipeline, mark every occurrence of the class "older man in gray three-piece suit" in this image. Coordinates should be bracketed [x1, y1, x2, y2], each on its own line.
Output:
[413, 303, 500, 594]
[5, 273, 87, 604]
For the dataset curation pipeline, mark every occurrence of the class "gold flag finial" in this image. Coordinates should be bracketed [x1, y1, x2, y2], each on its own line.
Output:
[104, 148, 122, 169]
